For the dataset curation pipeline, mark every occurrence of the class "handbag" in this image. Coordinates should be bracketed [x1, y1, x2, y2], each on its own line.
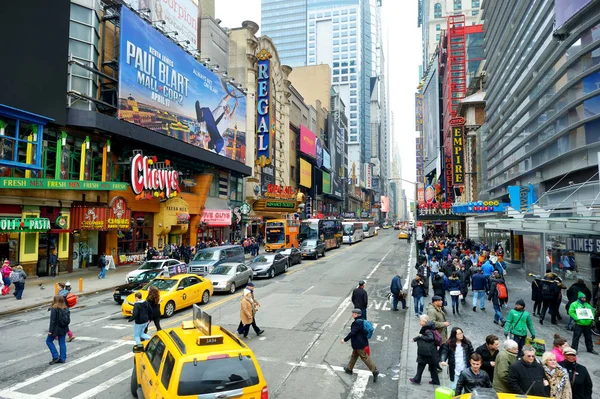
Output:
[525, 336, 546, 356]
[449, 290, 461, 296]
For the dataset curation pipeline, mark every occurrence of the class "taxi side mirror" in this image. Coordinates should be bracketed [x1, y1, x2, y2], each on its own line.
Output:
[132, 344, 145, 353]
[177, 286, 185, 290]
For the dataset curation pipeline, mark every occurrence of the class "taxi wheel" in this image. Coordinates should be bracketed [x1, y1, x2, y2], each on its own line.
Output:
[201, 290, 210, 304]
[130, 367, 138, 397]
[229, 283, 236, 294]
[164, 301, 175, 318]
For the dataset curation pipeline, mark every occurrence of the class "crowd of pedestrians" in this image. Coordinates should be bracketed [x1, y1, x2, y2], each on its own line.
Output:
[404, 234, 598, 398]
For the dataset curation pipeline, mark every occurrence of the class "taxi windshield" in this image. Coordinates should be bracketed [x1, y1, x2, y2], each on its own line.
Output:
[210, 265, 234, 275]
[143, 279, 177, 291]
[178, 356, 259, 395]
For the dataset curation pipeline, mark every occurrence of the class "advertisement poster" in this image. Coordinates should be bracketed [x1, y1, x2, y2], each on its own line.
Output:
[118, 7, 246, 163]
[300, 158, 312, 188]
[322, 171, 331, 194]
[300, 125, 316, 158]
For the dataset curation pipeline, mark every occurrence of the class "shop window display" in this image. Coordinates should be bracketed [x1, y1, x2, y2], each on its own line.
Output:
[118, 213, 153, 255]
[547, 234, 593, 284]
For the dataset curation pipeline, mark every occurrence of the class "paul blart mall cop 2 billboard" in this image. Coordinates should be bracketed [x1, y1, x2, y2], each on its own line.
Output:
[118, 7, 247, 163]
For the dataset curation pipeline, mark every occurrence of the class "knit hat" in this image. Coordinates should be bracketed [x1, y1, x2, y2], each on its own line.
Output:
[577, 291, 586, 299]
[246, 282, 255, 287]
[516, 299, 526, 307]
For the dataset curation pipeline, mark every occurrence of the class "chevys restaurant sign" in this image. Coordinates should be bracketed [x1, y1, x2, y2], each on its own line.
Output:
[130, 154, 180, 200]
[256, 49, 272, 167]
[201, 210, 232, 226]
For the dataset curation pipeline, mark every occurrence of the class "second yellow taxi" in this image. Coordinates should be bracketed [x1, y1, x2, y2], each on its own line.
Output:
[121, 273, 213, 318]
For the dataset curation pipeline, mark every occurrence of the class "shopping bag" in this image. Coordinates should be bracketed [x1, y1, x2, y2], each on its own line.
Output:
[525, 337, 546, 356]
[365, 345, 371, 356]
[1, 285, 9, 296]
[435, 364, 454, 399]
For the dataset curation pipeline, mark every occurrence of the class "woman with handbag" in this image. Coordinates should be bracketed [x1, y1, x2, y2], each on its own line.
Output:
[440, 327, 474, 390]
[504, 299, 536, 356]
[447, 272, 463, 315]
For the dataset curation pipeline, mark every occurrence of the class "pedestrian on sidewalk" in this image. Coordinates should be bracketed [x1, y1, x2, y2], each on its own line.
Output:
[430, 258, 440, 283]
[48, 249, 58, 278]
[532, 276, 544, 317]
[488, 271, 508, 326]
[504, 299, 536, 356]
[10, 265, 27, 300]
[409, 314, 441, 385]
[507, 345, 550, 397]
[46, 295, 70, 365]
[492, 339, 519, 392]
[440, 327, 474, 390]
[129, 292, 152, 345]
[551, 334, 569, 363]
[540, 271, 563, 325]
[236, 283, 265, 336]
[568, 292, 598, 354]
[566, 279, 592, 330]
[476, 334, 500, 382]
[559, 347, 593, 399]
[427, 296, 449, 344]
[237, 290, 254, 339]
[97, 253, 106, 279]
[471, 268, 488, 312]
[447, 272, 463, 315]
[411, 275, 427, 316]
[542, 351, 572, 399]
[57, 282, 76, 342]
[145, 285, 162, 333]
[432, 273, 447, 307]
[341, 309, 379, 383]
[1, 260, 11, 294]
[455, 353, 492, 394]
[390, 274, 407, 311]
[351, 280, 369, 320]
[458, 263, 470, 305]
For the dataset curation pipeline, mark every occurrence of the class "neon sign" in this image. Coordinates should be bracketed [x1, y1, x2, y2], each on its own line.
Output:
[130, 154, 180, 200]
[256, 49, 272, 167]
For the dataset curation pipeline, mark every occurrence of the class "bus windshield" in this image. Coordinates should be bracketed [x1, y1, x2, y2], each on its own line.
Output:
[266, 227, 285, 244]
[343, 224, 354, 235]
[299, 222, 318, 240]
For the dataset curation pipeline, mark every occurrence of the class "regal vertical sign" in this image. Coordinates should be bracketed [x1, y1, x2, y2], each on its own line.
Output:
[256, 49, 272, 167]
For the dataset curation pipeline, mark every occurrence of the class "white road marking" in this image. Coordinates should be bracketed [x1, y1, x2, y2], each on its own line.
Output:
[35, 352, 133, 398]
[301, 285, 315, 295]
[101, 324, 128, 330]
[347, 372, 370, 399]
[256, 356, 383, 378]
[365, 247, 393, 279]
[0, 392, 59, 399]
[0, 341, 130, 393]
[403, 244, 414, 291]
[70, 371, 130, 399]
[381, 324, 391, 330]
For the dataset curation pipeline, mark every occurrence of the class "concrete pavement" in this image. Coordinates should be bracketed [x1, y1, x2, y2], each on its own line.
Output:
[397, 260, 600, 398]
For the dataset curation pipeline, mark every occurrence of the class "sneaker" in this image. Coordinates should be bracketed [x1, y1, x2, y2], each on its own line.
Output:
[588, 350, 599, 355]
[493, 320, 499, 325]
[373, 370, 379, 383]
[257, 329, 265, 336]
[501, 320, 506, 327]
[428, 380, 439, 385]
[243, 335, 251, 340]
[539, 320, 544, 325]
[409, 377, 420, 384]
[67, 336, 75, 342]
[49, 358, 60, 365]
[481, 308, 486, 311]
[473, 307, 476, 312]
[344, 367, 353, 375]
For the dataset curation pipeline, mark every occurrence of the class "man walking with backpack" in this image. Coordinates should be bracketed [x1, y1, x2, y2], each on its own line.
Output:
[341, 309, 379, 382]
[488, 271, 508, 326]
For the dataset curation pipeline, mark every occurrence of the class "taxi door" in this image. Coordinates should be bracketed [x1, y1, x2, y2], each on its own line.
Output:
[186, 276, 202, 303]
[176, 277, 190, 308]
[139, 336, 166, 397]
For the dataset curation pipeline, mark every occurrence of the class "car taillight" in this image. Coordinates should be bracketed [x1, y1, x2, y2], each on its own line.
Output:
[261, 385, 269, 399]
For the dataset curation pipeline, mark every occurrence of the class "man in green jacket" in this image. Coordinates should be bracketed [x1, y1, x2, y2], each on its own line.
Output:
[503, 299, 535, 356]
[492, 339, 519, 393]
[569, 291, 599, 354]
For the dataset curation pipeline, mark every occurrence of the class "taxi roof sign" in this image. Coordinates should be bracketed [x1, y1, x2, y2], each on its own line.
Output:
[197, 335, 224, 346]
[192, 304, 211, 335]
[163, 263, 188, 278]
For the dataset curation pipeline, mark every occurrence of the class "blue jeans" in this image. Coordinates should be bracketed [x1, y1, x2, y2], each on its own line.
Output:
[98, 267, 106, 279]
[451, 294, 460, 309]
[46, 334, 66, 362]
[493, 303, 505, 323]
[392, 293, 406, 310]
[413, 296, 424, 315]
[472, 291, 486, 309]
[14, 282, 24, 299]
[133, 322, 151, 345]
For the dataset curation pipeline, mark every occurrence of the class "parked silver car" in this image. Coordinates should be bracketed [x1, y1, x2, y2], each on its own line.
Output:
[207, 262, 253, 294]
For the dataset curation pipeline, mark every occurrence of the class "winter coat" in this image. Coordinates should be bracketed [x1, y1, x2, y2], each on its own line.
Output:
[568, 295, 595, 327]
[1, 265, 11, 278]
[476, 343, 499, 382]
[471, 273, 488, 291]
[544, 364, 572, 399]
[390, 275, 402, 295]
[351, 287, 368, 310]
[343, 317, 368, 350]
[455, 367, 492, 395]
[481, 261, 494, 277]
[414, 321, 438, 364]
[48, 307, 70, 337]
[493, 348, 518, 392]
[447, 276, 462, 293]
[131, 300, 151, 325]
[552, 346, 566, 363]
[416, 263, 429, 279]
[240, 295, 254, 325]
[411, 278, 427, 298]
[432, 275, 446, 297]
[541, 276, 561, 300]
[559, 360, 593, 399]
[532, 279, 544, 302]
[9, 269, 27, 284]
[440, 339, 474, 382]
[426, 303, 448, 343]
[566, 283, 592, 311]
[507, 359, 550, 397]
[458, 269, 470, 290]
[488, 277, 508, 305]
[504, 308, 535, 337]
[147, 296, 160, 320]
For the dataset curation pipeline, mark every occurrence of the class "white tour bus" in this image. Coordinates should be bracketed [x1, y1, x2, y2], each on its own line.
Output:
[342, 221, 364, 244]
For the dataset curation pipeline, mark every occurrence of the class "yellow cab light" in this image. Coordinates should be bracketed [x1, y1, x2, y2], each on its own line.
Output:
[182, 321, 195, 329]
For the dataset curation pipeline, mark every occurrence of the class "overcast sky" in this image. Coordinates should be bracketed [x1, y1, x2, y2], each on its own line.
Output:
[215, 0, 421, 199]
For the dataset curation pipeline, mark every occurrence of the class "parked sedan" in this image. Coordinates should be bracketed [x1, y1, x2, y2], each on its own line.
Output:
[208, 262, 253, 294]
[301, 239, 326, 259]
[276, 247, 302, 266]
[249, 253, 289, 279]
[113, 268, 164, 305]
[125, 258, 186, 283]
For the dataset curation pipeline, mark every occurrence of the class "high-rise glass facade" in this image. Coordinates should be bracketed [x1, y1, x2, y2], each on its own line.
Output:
[261, 0, 308, 67]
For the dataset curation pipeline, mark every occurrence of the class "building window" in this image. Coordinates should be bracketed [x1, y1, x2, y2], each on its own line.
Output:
[290, 165, 295, 180]
[436, 34, 440, 41]
[472, 0, 480, 7]
[454, 0, 462, 10]
[333, 77, 339, 82]
[118, 213, 153, 254]
[472, 10, 479, 16]
[434, 3, 442, 18]
[436, 24, 441, 31]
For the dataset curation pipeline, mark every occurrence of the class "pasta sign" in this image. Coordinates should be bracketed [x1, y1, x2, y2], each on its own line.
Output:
[256, 49, 272, 167]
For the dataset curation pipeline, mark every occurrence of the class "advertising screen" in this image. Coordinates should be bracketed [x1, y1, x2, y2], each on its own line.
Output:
[300, 158, 312, 188]
[118, 7, 246, 163]
[322, 171, 331, 194]
[323, 149, 331, 170]
[300, 125, 317, 158]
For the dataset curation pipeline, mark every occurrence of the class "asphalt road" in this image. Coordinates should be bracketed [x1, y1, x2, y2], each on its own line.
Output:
[0, 229, 412, 399]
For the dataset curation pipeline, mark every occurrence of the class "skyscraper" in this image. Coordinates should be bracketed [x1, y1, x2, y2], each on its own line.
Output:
[261, 0, 308, 67]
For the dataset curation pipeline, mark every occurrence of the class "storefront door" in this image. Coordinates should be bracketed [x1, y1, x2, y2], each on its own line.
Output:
[37, 233, 59, 276]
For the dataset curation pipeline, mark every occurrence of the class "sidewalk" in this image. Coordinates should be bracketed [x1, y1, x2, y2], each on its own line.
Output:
[397, 263, 600, 398]
[0, 265, 138, 316]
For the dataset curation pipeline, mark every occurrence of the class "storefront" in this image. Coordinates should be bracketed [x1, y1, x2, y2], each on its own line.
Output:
[0, 215, 52, 275]
[198, 209, 231, 245]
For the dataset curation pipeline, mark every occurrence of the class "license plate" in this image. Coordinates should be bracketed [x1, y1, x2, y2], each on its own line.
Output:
[120, 295, 126, 300]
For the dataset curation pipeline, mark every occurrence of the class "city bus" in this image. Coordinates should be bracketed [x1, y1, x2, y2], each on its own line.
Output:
[342, 221, 364, 245]
[264, 219, 300, 252]
[299, 218, 342, 250]
[361, 221, 376, 238]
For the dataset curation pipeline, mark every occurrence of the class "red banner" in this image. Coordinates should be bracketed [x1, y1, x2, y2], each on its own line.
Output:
[71, 206, 107, 230]
[107, 196, 131, 230]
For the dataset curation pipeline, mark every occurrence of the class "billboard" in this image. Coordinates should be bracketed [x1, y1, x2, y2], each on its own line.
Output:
[452, 125, 464, 186]
[415, 92, 423, 131]
[323, 149, 331, 170]
[122, 0, 199, 50]
[300, 125, 317, 158]
[364, 163, 372, 189]
[555, 0, 593, 30]
[256, 50, 272, 165]
[380, 196, 389, 212]
[423, 63, 440, 175]
[300, 158, 312, 188]
[118, 7, 246, 163]
[416, 135, 424, 184]
[322, 171, 331, 194]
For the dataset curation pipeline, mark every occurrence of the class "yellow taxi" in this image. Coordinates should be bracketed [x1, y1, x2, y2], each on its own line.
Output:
[121, 274, 213, 318]
[398, 230, 409, 239]
[130, 305, 269, 399]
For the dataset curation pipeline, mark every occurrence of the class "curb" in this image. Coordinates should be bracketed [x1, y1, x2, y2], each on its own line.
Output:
[398, 244, 415, 399]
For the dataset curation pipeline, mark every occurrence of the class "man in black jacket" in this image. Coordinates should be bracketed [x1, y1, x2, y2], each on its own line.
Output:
[507, 345, 550, 397]
[130, 292, 152, 345]
[559, 347, 593, 399]
[341, 309, 379, 382]
[351, 280, 369, 320]
[455, 353, 492, 395]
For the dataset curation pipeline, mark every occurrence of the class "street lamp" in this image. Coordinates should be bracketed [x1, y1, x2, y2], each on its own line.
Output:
[388, 177, 418, 221]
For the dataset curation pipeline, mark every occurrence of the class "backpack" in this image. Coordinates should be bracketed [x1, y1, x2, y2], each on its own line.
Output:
[431, 329, 443, 347]
[362, 319, 374, 339]
[58, 309, 70, 328]
[541, 280, 553, 297]
[65, 292, 77, 308]
[497, 282, 508, 300]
